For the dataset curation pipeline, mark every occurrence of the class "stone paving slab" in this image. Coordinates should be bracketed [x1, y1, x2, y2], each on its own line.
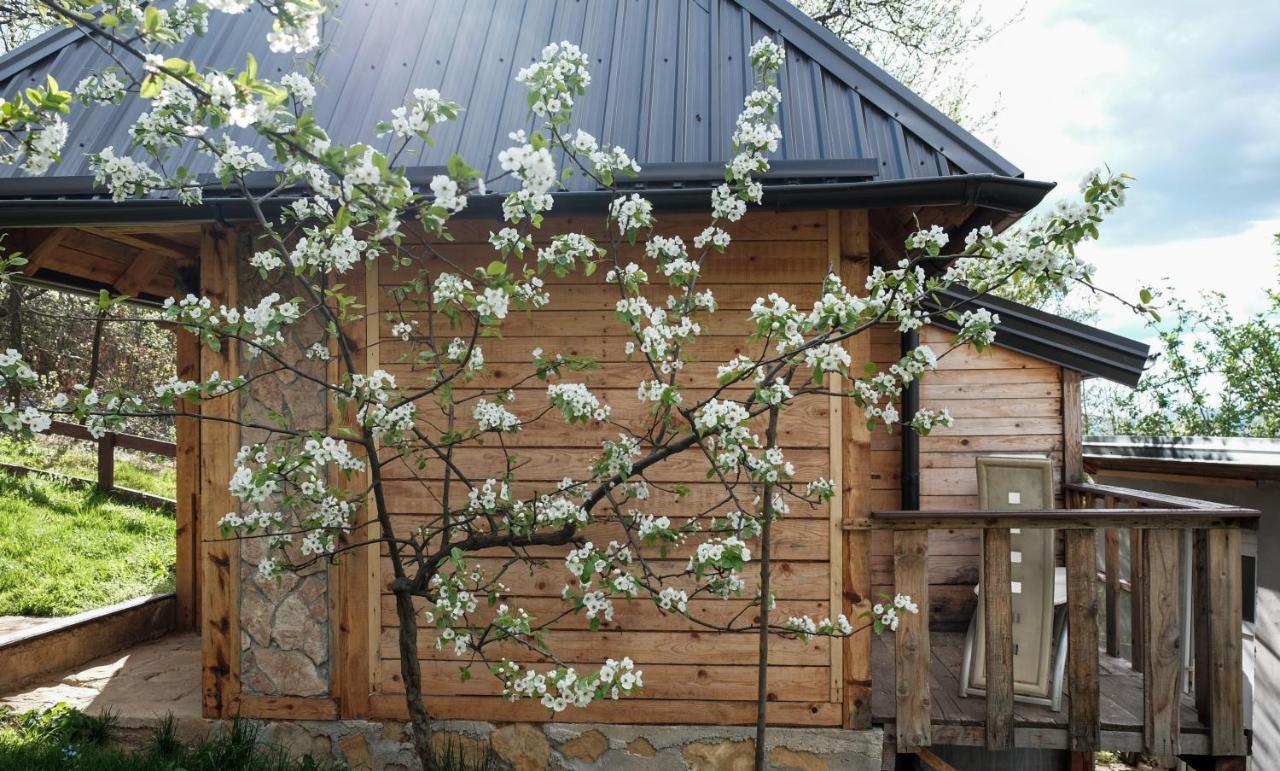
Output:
[0, 615, 55, 642]
[0, 632, 201, 721]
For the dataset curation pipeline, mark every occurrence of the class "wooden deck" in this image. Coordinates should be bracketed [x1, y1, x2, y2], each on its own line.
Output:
[871, 632, 1212, 754]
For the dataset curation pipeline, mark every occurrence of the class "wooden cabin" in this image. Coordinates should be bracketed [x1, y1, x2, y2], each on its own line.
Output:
[0, 2, 1256, 769]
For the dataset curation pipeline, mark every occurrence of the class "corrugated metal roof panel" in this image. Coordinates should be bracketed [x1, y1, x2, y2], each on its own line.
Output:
[0, 0, 1023, 189]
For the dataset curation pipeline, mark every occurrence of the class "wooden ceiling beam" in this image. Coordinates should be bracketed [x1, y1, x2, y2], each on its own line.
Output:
[80, 228, 189, 262]
[113, 251, 168, 299]
[21, 227, 71, 275]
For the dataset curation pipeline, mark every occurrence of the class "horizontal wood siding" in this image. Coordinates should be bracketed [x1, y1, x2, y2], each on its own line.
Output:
[373, 211, 838, 724]
[870, 325, 1065, 630]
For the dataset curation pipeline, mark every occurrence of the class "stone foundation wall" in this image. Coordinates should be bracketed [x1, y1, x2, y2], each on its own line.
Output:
[115, 716, 883, 770]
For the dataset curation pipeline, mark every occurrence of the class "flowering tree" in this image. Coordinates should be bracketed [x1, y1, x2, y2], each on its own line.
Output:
[0, 3, 1142, 769]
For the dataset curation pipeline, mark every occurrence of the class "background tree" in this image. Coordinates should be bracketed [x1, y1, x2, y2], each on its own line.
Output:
[795, 0, 1020, 131]
[0, 4, 1139, 770]
[0, 285, 175, 437]
[1086, 240, 1280, 437]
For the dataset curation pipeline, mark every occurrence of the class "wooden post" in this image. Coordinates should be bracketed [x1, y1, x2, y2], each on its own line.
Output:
[1131, 527, 1146, 671]
[96, 431, 116, 491]
[1062, 369, 1083, 486]
[1202, 528, 1246, 757]
[1069, 752, 1097, 771]
[837, 209, 874, 729]
[1105, 528, 1121, 657]
[1143, 528, 1182, 759]
[174, 328, 201, 631]
[1066, 528, 1100, 753]
[893, 529, 930, 752]
[198, 226, 240, 719]
[1193, 529, 1211, 719]
[983, 527, 1015, 750]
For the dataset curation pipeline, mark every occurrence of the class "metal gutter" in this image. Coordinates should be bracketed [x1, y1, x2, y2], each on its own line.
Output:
[0, 173, 1054, 228]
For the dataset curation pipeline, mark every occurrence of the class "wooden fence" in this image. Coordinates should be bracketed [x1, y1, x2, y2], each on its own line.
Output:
[41, 419, 176, 504]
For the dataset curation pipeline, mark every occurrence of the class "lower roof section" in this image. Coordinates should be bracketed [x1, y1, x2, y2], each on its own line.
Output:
[926, 286, 1152, 388]
[1085, 435, 1280, 481]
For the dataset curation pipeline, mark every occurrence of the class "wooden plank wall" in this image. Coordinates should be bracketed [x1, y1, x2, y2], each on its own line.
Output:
[870, 326, 1066, 630]
[368, 211, 845, 725]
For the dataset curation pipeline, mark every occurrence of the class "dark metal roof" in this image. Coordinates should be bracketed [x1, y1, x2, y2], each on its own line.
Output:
[0, 0, 1026, 196]
[927, 286, 1153, 387]
[1084, 436, 1280, 481]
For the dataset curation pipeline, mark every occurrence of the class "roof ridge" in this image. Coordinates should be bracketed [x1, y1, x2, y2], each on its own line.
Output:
[738, 0, 1022, 178]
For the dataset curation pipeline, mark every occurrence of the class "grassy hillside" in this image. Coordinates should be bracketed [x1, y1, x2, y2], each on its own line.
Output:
[0, 434, 175, 500]
[0, 472, 174, 617]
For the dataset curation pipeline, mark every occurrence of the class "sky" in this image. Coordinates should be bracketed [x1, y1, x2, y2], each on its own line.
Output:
[958, 0, 1280, 338]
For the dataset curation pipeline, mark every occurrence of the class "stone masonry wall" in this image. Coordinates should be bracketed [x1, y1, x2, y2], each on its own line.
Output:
[114, 716, 884, 771]
[236, 234, 333, 697]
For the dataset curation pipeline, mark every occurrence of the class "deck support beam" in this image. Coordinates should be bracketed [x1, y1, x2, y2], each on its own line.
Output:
[1104, 527, 1121, 656]
[1198, 528, 1246, 757]
[982, 527, 1014, 750]
[893, 528, 930, 752]
[1066, 528, 1100, 753]
[1142, 528, 1182, 760]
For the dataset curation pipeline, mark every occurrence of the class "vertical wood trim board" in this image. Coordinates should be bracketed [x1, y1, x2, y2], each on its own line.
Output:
[838, 209, 873, 728]
[826, 210, 844, 704]
[334, 260, 374, 717]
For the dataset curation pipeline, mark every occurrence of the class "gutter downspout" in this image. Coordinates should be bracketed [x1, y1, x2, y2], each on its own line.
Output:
[901, 329, 921, 510]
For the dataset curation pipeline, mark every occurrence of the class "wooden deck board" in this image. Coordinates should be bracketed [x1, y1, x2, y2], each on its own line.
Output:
[871, 631, 1208, 749]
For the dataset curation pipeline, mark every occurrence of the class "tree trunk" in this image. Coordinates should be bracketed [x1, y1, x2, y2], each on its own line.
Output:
[754, 405, 781, 770]
[4, 284, 21, 403]
[393, 585, 437, 770]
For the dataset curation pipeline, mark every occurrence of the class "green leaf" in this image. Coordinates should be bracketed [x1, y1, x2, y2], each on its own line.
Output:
[143, 6, 163, 35]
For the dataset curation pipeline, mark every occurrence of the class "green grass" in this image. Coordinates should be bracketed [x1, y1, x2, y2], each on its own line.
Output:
[0, 472, 175, 616]
[0, 705, 348, 770]
[0, 434, 176, 500]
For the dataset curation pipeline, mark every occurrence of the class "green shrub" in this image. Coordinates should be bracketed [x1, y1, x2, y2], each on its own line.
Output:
[0, 705, 348, 771]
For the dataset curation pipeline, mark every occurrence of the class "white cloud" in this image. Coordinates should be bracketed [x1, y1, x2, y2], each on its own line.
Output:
[957, 0, 1280, 326]
[1083, 215, 1280, 341]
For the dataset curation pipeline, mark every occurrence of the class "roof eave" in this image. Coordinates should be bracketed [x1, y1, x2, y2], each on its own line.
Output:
[0, 172, 1054, 228]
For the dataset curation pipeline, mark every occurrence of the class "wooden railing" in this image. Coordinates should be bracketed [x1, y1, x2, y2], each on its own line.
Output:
[872, 482, 1257, 764]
